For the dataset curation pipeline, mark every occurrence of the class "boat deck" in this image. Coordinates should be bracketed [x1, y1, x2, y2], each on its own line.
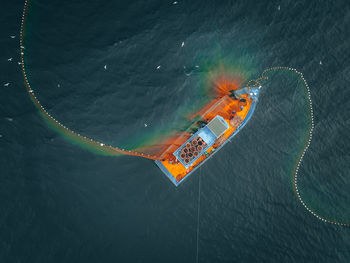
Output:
[156, 93, 255, 186]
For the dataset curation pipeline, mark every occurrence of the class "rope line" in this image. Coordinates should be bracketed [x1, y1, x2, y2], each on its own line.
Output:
[196, 168, 201, 263]
[248, 66, 349, 227]
[19, 0, 158, 160]
[20, 2, 348, 226]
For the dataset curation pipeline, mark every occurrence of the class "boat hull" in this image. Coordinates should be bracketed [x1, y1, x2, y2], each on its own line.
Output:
[155, 96, 259, 186]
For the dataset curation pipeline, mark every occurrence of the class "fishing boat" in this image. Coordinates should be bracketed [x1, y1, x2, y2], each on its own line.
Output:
[155, 86, 261, 186]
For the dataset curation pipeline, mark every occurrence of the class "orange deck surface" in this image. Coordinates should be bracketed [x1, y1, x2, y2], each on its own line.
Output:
[160, 95, 252, 182]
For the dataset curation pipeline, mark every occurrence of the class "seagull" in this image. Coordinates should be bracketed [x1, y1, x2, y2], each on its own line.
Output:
[57, 84, 60, 87]
[181, 41, 185, 47]
[195, 65, 199, 68]
[4, 83, 10, 87]
[278, 5, 280, 10]
[156, 65, 161, 70]
[173, 1, 178, 4]
[144, 123, 148, 127]
[319, 60, 322, 65]
[10, 35, 15, 39]
[104, 64, 107, 70]
[18, 62, 22, 65]
[8, 58, 13, 61]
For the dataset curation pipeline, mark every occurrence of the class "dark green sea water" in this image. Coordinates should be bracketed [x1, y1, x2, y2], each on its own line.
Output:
[1, 0, 350, 262]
